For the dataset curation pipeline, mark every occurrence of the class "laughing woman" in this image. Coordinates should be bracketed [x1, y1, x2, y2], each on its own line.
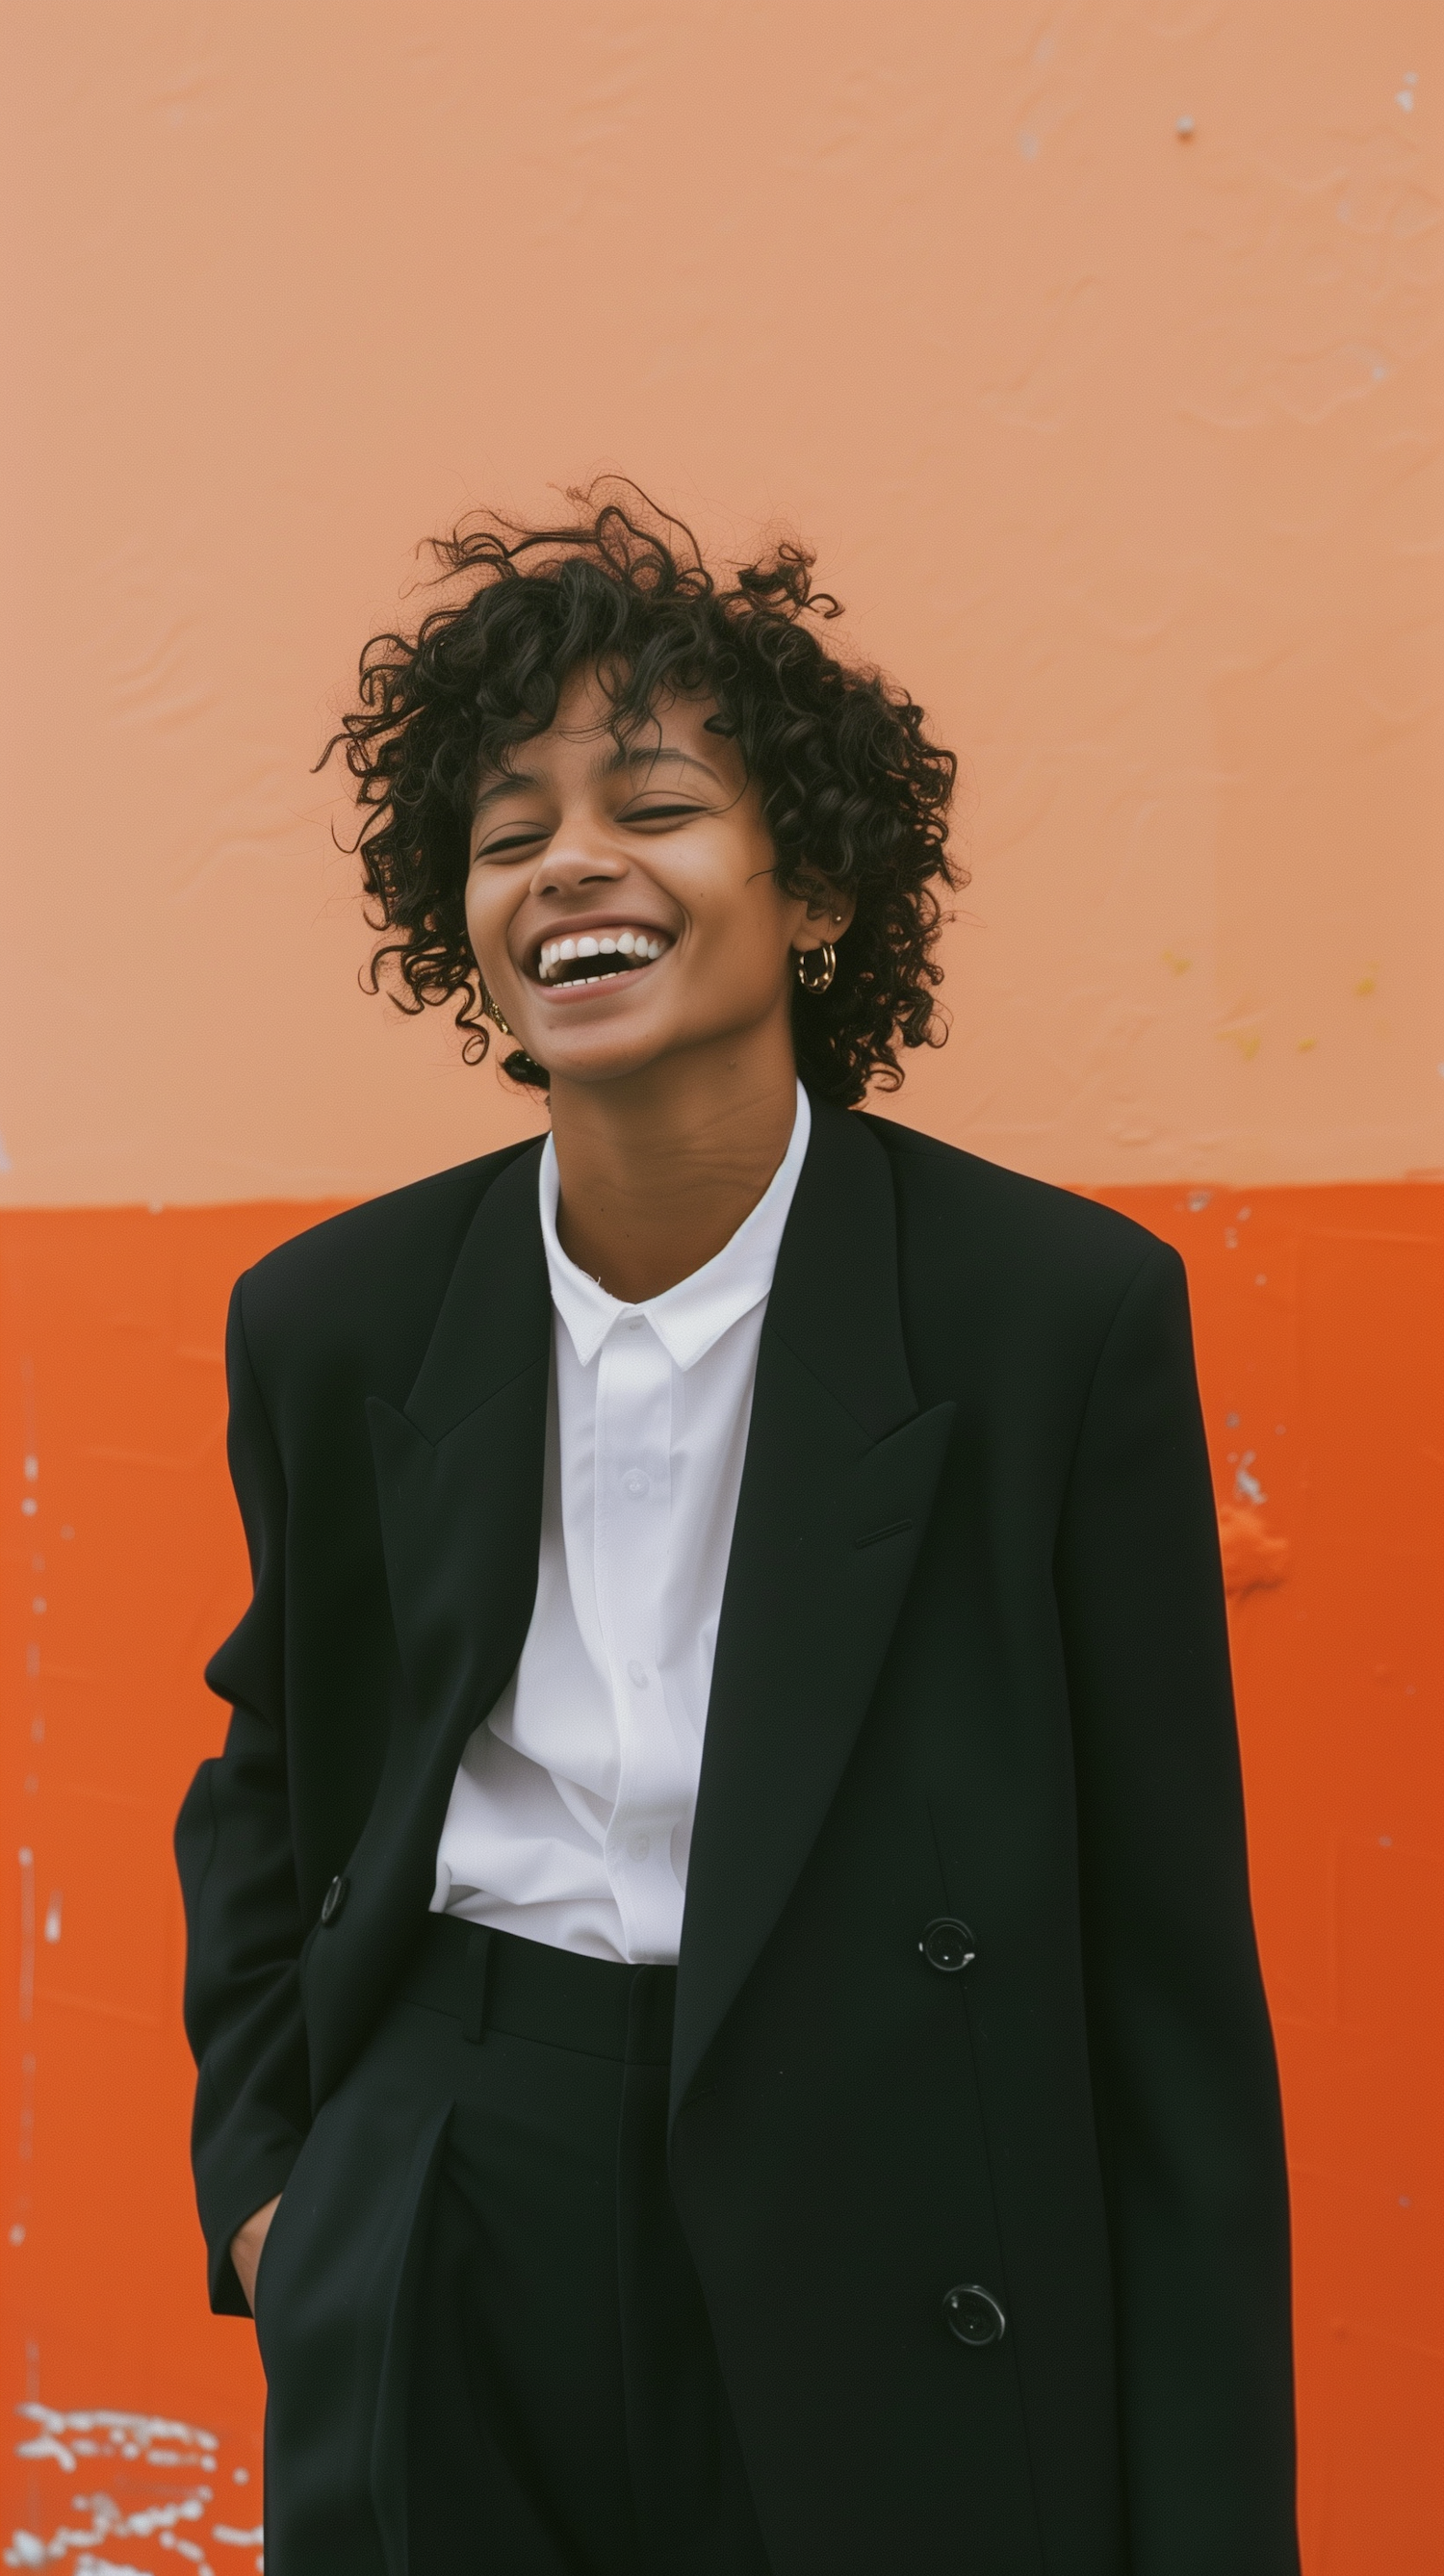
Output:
[176, 490, 1300, 2576]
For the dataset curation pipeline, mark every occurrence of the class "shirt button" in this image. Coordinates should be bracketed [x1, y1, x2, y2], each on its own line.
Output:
[627, 1659, 649, 1687]
[626, 1315, 644, 1331]
[629, 1832, 651, 1862]
[622, 1470, 650, 1499]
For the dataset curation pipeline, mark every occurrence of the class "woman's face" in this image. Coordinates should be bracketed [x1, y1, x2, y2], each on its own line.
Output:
[463, 665, 850, 1093]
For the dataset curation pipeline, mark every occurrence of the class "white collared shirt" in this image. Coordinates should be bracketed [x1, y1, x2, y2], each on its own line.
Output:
[430, 1083, 812, 1964]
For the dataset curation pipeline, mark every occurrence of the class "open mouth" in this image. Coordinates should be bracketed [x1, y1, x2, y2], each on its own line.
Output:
[534, 929, 672, 988]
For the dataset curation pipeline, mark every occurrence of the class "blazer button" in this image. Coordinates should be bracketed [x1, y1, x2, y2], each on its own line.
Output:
[920, 1916, 976, 1973]
[942, 2283, 1006, 2347]
[320, 1874, 349, 1927]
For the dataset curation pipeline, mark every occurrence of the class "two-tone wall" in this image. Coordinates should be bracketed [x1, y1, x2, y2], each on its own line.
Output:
[2, 6, 1440, 2569]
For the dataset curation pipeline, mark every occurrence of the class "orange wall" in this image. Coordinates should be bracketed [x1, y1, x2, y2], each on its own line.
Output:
[4, 1184, 1441, 2572]
[2, 4, 1441, 2572]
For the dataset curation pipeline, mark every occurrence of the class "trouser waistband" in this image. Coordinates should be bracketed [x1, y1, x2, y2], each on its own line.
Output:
[400, 1912, 677, 2066]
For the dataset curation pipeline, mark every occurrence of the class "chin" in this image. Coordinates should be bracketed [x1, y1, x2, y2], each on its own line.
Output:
[525, 1031, 671, 1089]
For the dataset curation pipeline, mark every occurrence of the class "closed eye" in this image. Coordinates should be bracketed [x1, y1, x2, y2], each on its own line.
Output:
[620, 799, 709, 827]
[476, 824, 550, 861]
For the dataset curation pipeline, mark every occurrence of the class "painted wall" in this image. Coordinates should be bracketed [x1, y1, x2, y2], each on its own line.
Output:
[1, 0, 1439, 1207]
[1, 6, 1440, 2573]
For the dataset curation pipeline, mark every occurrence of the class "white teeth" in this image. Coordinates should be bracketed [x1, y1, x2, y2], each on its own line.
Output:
[534, 928, 668, 983]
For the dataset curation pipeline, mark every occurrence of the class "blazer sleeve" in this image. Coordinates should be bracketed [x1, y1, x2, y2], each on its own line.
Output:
[1053, 1240, 1300, 2576]
[174, 1275, 312, 2316]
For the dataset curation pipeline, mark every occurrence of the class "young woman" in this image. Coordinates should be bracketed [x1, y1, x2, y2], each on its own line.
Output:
[177, 493, 1299, 2575]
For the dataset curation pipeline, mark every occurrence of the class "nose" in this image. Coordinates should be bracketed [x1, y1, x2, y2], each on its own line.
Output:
[530, 815, 625, 899]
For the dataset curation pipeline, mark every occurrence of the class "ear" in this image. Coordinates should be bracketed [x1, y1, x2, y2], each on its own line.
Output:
[798, 879, 857, 945]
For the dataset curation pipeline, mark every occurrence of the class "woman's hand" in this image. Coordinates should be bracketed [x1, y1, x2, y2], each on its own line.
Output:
[230, 2196, 282, 2313]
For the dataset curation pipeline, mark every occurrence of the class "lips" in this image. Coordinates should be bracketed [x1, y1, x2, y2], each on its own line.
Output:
[533, 927, 672, 988]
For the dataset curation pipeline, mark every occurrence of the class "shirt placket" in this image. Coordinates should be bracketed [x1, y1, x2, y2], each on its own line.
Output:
[593, 1314, 683, 1959]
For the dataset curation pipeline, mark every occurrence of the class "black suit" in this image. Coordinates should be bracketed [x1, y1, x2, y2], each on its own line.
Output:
[177, 1099, 1299, 2575]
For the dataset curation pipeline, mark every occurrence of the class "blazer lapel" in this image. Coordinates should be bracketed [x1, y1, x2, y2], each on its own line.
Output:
[367, 1141, 552, 1759]
[306, 1142, 551, 2095]
[672, 1104, 956, 2116]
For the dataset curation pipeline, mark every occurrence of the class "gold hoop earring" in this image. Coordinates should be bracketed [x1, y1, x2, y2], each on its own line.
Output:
[795, 941, 837, 995]
[481, 990, 514, 1038]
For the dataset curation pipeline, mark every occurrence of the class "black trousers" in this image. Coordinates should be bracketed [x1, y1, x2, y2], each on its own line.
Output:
[256, 1916, 771, 2576]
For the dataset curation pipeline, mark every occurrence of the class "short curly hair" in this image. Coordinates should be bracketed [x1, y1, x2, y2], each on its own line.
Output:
[323, 483, 961, 1108]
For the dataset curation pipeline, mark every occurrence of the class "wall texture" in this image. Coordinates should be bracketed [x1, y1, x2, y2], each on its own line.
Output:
[1, 5, 1440, 2573]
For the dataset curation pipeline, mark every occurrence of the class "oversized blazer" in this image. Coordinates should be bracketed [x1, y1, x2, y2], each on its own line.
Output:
[176, 1097, 1299, 2576]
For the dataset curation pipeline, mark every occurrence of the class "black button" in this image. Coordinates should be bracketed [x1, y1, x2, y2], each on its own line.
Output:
[920, 1916, 976, 1973]
[320, 1874, 349, 1927]
[942, 2283, 1006, 2347]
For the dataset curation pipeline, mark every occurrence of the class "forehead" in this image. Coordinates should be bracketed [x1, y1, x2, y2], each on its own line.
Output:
[473, 668, 735, 804]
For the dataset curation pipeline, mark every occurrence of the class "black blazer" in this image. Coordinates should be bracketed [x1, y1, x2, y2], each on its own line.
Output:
[177, 1099, 1298, 2576]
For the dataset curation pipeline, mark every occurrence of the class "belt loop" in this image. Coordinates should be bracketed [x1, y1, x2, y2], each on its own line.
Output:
[625, 1969, 650, 2068]
[459, 1926, 493, 2045]
[625, 1966, 675, 2067]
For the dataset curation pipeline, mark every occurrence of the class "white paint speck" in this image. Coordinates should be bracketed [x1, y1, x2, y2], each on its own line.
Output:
[14, 2405, 219, 2476]
[43, 1894, 62, 1945]
[23, 1457, 38, 1481]
[1233, 1452, 1267, 1505]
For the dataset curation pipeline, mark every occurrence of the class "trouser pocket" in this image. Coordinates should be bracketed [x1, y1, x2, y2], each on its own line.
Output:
[259, 2009, 454, 2576]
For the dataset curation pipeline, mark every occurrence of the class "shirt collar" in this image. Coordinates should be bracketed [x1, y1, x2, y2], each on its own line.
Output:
[538, 1082, 812, 1372]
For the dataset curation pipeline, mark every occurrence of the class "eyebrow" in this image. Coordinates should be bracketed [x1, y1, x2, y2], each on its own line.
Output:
[471, 742, 725, 820]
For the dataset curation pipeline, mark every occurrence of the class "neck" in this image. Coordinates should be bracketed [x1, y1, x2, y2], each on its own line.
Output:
[548, 1022, 800, 1303]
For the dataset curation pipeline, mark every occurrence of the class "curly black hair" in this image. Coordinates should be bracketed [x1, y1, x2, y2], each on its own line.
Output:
[323, 483, 961, 1108]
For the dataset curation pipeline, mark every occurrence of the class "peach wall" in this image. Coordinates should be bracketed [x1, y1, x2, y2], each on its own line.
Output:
[1, 0, 1440, 1206]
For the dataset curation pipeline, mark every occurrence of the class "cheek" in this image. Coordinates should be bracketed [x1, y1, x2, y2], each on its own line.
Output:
[698, 829, 789, 946]
[463, 874, 497, 965]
